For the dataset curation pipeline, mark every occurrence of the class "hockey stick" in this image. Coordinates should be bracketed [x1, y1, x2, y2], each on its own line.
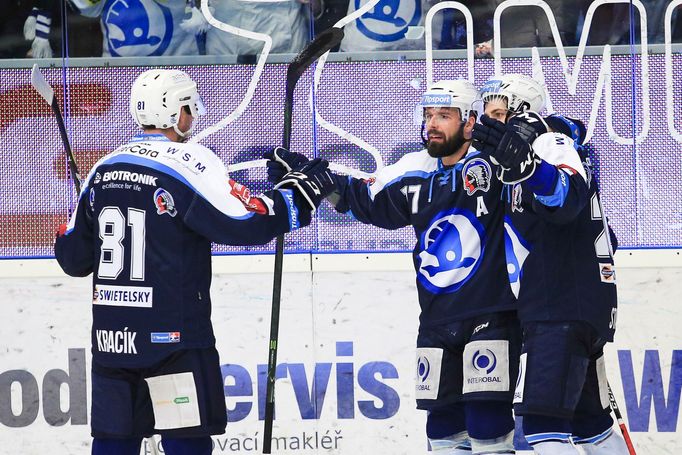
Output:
[263, 26, 344, 454]
[31, 64, 161, 455]
[30, 64, 83, 194]
[607, 382, 637, 454]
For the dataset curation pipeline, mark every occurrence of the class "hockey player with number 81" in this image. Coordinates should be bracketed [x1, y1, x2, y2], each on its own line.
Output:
[54, 69, 336, 455]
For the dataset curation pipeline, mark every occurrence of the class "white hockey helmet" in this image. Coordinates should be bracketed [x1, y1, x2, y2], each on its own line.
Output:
[478, 74, 546, 114]
[129, 69, 206, 138]
[421, 80, 478, 119]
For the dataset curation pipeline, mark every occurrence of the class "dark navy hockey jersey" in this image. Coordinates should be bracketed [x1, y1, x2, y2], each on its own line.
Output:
[503, 132, 618, 341]
[55, 134, 311, 368]
[334, 148, 516, 327]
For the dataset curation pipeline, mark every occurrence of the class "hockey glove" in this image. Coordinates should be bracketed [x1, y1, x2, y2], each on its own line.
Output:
[24, 8, 53, 58]
[263, 146, 310, 185]
[274, 158, 336, 212]
[471, 114, 506, 155]
[491, 112, 548, 184]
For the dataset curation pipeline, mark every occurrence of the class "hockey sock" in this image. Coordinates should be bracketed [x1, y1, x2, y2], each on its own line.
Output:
[427, 405, 467, 439]
[161, 436, 213, 455]
[530, 440, 581, 454]
[578, 429, 630, 454]
[92, 437, 142, 455]
[523, 414, 572, 446]
[465, 401, 515, 440]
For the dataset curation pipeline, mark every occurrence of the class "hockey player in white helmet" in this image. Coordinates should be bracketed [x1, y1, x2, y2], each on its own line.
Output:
[264, 79, 521, 455]
[477, 73, 547, 123]
[55, 69, 336, 455]
[472, 74, 629, 455]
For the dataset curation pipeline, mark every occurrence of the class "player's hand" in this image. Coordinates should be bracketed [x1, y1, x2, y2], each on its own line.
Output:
[506, 111, 548, 148]
[274, 158, 336, 212]
[263, 146, 310, 185]
[472, 114, 506, 155]
[490, 111, 548, 183]
[493, 132, 541, 184]
[56, 223, 67, 238]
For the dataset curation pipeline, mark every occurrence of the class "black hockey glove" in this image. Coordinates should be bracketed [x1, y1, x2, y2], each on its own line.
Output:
[491, 111, 548, 184]
[274, 158, 336, 212]
[471, 114, 506, 155]
[262, 146, 310, 185]
[506, 111, 548, 150]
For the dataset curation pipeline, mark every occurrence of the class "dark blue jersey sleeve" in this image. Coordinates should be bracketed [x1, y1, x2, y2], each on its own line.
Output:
[183, 186, 312, 246]
[54, 182, 95, 277]
[333, 173, 411, 229]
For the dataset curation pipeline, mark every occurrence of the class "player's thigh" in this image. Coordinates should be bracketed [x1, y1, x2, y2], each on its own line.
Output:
[147, 347, 227, 438]
[462, 311, 521, 402]
[90, 363, 154, 439]
[572, 348, 615, 439]
[415, 322, 466, 410]
[514, 321, 595, 419]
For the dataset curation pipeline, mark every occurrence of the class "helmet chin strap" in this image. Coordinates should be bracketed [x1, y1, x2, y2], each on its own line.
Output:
[173, 124, 189, 139]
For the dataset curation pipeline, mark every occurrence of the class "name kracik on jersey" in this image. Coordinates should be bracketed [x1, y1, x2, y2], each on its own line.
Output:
[96, 328, 138, 355]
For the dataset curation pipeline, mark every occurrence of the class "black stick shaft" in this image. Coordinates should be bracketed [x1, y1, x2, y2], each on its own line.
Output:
[262, 27, 343, 454]
[263, 72, 295, 455]
[51, 99, 82, 194]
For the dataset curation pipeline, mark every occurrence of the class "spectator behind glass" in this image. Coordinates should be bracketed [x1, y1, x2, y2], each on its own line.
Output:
[67, 0, 201, 57]
[459, 0, 590, 50]
[339, 0, 437, 52]
[0, 0, 100, 58]
[204, 0, 321, 58]
[586, 0, 677, 46]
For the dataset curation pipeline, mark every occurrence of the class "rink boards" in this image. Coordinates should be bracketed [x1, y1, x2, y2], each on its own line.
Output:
[0, 256, 680, 454]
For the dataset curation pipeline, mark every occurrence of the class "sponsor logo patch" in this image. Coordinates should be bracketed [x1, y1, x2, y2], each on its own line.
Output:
[102, 170, 158, 186]
[463, 340, 510, 394]
[513, 353, 527, 404]
[151, 332, 181, 343]
[94, 284, 153, 308]
[599, 263, 616, 283]
[421, 94, 452, 106]
[415, 347, 443, 400]
[511, 184, 524, 213]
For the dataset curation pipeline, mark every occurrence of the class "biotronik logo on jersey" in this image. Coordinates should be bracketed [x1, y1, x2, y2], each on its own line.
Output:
[355, 0, 421, 42]
[417, 208, 484, 294]
[103, 0, 173, 57]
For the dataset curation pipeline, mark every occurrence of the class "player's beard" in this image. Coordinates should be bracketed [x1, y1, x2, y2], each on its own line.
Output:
[426, 124, 468, 158]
